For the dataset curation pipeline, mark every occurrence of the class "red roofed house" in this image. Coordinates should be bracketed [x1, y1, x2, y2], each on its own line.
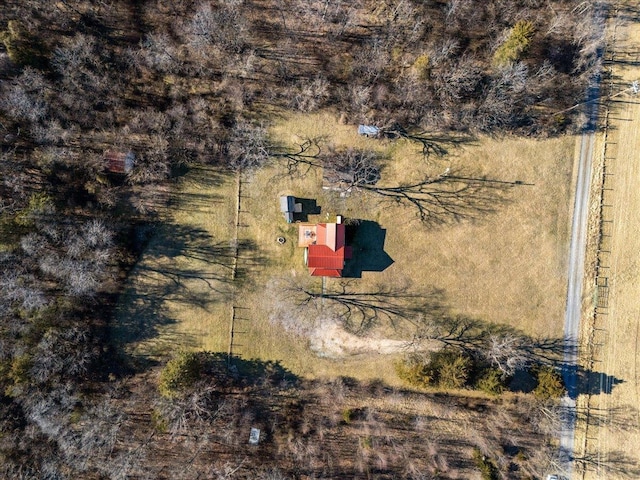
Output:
[298, 220, 352, 277]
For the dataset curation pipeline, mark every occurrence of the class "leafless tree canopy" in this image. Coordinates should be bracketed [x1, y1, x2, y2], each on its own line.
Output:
[322, 148, 382, 190]
[226, 121, 270, 171]
[483, 333, 530, 376]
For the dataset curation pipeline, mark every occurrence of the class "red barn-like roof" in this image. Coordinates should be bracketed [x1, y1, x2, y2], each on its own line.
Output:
[104, 150, 134, 174]
[299, 222, 351, 277]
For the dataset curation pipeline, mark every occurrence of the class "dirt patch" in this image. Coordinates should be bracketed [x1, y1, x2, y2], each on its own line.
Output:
[308, 319, 410, 358]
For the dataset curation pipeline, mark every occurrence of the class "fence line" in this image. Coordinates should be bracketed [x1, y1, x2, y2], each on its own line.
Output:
[228, 172, 242, 364]
[579, 10, 620, 478]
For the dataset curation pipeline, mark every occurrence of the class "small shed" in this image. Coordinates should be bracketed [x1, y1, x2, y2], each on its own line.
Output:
[249, 427, 261, 445]
[279, 195, 302, 223]
[104, 150, 135, 174]
[357, 125, 380, 137]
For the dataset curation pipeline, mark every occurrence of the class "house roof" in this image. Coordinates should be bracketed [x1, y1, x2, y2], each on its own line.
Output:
[315, 223, 346, 251]
[299, 222, 351, 277]
[309, 268, 342, 277]
[104, 150, 134, 174]
[298, 224, 317, 247]
[307, 245, 348, 269]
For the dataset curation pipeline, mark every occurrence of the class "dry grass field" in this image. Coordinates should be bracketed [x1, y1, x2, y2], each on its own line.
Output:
[114, 110, 575, 385]
[575, 4, 640, 478]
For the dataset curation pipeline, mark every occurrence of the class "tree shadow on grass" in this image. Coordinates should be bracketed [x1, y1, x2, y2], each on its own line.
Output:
[575, 404, 639, 433]
[573, 450, 640, 479]
[225, 354, 299, 387]
[383, 126, 479, 158]
[342, 220, 394, 278]
[279, 276, 445, 335]
[165, 166, 231, 214]
[361, 169, 524, 228]
[112, 223, 266, 361]
[416, 316, 565, 360]
[577, 368, 624, 396]
[561, 362, 625, 400]
[184, 351, 300, 388]
[422, 317, 625, 397]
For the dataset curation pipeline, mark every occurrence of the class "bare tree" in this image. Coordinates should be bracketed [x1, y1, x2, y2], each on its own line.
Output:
[185, 1, 249, 59]
[129, 136, 171, 184]
[226, 121, 269, 171]
[30, 326, 95, 384]
[483, 333, 529, 376]
[322, 148, 381, 190]
[155, 384, 222, 439]
[0, 266, 47, 313]
[51, 33, 95, 74]
[0, 69, 48, 123]
[139, 33, 182, 74]
[290, 75, 330, 112]
[21, 219, 114, 297]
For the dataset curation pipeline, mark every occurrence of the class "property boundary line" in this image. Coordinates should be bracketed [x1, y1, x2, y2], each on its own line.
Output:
[578, 7, 620, 478]
[228, 172, 242, 364]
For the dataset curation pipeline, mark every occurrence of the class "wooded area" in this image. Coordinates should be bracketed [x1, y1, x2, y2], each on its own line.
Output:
[0, 0, 605, 478]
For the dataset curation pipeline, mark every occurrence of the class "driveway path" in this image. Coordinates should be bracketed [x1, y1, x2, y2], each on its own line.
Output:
[560, 9, 607, 474]
[560, 96, 597, 472]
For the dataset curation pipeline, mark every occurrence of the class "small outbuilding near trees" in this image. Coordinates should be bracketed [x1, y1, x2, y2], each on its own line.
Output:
[357, 125, 380, 137]
[279, 195, 302, 223]
[104, 150, 135, 174]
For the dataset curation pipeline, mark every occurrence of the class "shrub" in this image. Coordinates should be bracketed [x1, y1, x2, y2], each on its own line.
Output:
[394, 354, 432, 387]
[472, 448, 499, 480]
[0, 21, 47, 67]
[493, 20, 535, 66]
[359, 436, 373, 449]
[412, 53, 431, 81]
[158, 351, 202, 398]
[341, 407, 369, 424]
[4, 354, 32, 397]
[533, 365, 565, 400]
[151, 408, 168, 433]
[435, 350, 471, 389]
[342, 408, 353, 424]
[9, 354, 32, 386]
[396, 349, 471, 389]
[15, 193, 54, 227]
[476, 368, 506, 396]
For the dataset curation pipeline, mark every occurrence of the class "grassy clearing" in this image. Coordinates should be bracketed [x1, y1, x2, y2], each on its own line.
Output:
[268, 112, 573, 336]
[114, 110, 574, 384]
[113, 167, 238, 358]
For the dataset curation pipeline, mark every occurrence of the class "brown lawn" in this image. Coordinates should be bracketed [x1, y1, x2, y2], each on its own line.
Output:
[114, 110, 575, 385]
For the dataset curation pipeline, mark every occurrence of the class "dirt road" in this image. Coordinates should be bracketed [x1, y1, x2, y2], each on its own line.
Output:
[560, 118, 595, 472]
[560, 15, 606, 477]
